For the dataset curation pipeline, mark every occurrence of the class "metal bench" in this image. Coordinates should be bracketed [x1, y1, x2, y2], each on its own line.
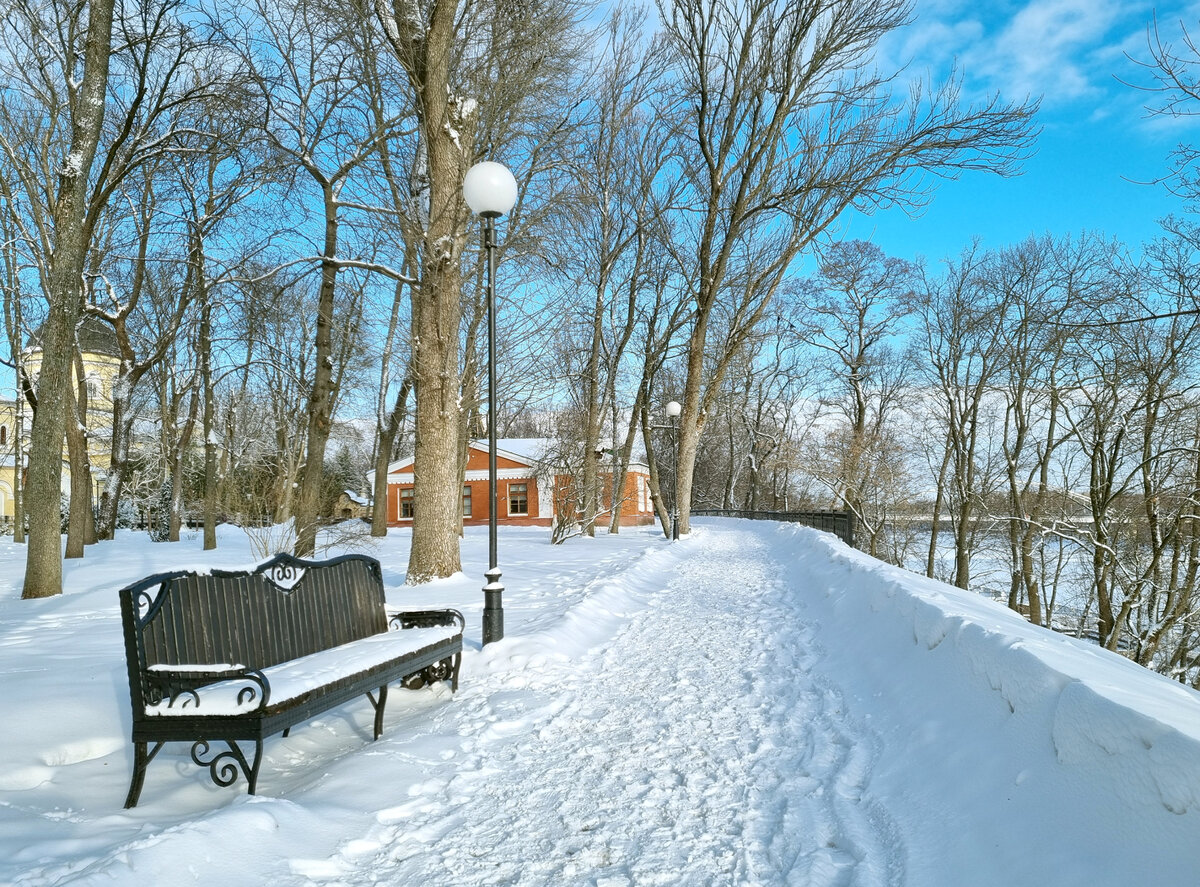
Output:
[118, 552, 463, 807]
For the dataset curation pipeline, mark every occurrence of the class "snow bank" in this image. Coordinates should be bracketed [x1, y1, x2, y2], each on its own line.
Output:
[766, 520, 1200, 883]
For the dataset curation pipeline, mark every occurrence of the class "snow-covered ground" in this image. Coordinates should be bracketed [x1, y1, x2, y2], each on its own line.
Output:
[3, 519, 1200, 885]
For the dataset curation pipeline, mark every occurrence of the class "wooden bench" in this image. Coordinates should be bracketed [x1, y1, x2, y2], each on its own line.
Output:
[118, 552, 464, 807]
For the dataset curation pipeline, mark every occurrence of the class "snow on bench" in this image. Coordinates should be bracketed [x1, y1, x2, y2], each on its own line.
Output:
[118, 553, 463, 807]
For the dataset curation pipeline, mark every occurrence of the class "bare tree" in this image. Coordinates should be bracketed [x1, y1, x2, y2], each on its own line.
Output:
[789, 240, 917, 554]
[373, 0, 588, 580]
[1129, 16, 1200, 205]
[1057, 241, 1200, 654]
[233, 0, 413, 557]
[1, 0, 115, 597]
[978, 235, 1121, 624]
[547, 8, 674, 536]
[0, 193, 30, 543]
[657, 0, 1037, 537]
[912, 244, 1008, 589]
[372, 0, 483, 580]
[2, 0, 250, 592]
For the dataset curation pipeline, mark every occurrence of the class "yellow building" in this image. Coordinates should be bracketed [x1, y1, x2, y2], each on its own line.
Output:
[0, 316, 121, 525]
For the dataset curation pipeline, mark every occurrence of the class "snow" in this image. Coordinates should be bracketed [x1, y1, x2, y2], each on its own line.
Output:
[3, 519, 1200, 884]
[59, 152, 83, 178]
[143, 628, 459, 718]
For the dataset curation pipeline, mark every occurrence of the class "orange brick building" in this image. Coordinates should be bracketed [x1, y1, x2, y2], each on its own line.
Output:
[381, 439, 656, 529]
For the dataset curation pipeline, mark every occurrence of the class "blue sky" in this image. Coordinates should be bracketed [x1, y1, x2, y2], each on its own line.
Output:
[833, 0, 1200, 264]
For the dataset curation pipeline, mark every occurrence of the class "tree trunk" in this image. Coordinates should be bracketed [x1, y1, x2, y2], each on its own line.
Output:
[13, 385, 24, 544]
[372, 378, 411, 537]
[169, 389, 200, 543]
[400, 3, 473, 583]
[22, 0, 114, 598]
[63, 381, 94, 558]
[293, 184, 341, 558]
[580, 282, 607, 537]
[200, 287, 217, 550]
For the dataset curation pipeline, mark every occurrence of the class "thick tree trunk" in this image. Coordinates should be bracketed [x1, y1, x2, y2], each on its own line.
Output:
[402, 2, 472, 583]
[22, 0, 114, 598]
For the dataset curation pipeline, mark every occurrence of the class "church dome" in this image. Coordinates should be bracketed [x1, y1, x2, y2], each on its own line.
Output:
[27, 315, 120, 358]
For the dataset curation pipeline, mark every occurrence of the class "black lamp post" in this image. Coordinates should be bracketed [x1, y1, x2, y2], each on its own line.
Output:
[463, 160, 518, 646]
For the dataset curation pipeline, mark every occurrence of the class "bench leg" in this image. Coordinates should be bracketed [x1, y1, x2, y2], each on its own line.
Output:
[368, 685, 388, 740]
[246, 740, 264, 794]
[124, 740, 164, 809]
[450, 652, 461, 692]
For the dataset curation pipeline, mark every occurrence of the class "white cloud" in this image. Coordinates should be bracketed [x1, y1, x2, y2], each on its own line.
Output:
[968, 0, 1123, 102]
[872, 0, 1200, 127]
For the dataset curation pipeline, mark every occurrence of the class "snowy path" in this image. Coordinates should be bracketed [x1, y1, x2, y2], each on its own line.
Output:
[9, 522, 1200, 885]
[303, 528, 903, 886]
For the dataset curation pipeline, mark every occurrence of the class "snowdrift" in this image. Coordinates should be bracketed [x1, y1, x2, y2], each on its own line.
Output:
[769, 521, 1200, 882]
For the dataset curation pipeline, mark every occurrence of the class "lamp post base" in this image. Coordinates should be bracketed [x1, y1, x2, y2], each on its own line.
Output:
[482, 567, 504, 645]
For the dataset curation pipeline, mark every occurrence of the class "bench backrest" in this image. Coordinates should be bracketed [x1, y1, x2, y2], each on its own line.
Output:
[120, 553, 388, 689]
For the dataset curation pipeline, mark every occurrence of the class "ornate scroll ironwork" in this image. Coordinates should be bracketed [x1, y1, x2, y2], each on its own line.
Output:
[424, 658, 453, 684]
[191, 739, 262, 790]
[263, 562, 306, 591]
[389, 608, 466, 631]
[134, 588, 157, 624]
[399, 657, 455, 691]
[150, 669, 271, 713]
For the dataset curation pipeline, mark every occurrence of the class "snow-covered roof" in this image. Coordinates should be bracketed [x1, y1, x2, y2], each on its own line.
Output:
[376, 437, 649, 479]
[483, 438, 550, 464]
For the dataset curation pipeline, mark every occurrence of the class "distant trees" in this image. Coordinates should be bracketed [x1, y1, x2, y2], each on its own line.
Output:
[655, 0, 1036, 537]
[890, 231, 1200, 685]
[790, 240, 918, 557]
[677, 220, 1200, 686]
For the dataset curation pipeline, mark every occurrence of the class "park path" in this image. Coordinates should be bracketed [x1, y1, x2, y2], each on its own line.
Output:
[303, 526, 905, 886]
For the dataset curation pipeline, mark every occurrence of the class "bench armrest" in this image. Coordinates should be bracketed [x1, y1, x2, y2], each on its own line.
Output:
[144, 664, 272, 714]
[388, 608, 466, 633]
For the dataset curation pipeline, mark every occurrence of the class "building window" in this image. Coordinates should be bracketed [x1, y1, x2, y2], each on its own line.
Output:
[463, 485, 473, 517]
[400, 487, 414, 519]
[85, 372, 102, 400]
[0, 425, 6, 446]
[508, 482, 528, 515]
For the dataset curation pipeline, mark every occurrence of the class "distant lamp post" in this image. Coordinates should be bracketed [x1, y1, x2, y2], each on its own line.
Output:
[463, 160, 518, 646]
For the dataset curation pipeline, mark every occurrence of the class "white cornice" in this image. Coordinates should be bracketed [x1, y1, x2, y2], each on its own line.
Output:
[387, 468, 536, 484]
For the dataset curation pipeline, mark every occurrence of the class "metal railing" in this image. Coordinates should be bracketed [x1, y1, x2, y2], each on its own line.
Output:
[691, 508, 856, 548]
